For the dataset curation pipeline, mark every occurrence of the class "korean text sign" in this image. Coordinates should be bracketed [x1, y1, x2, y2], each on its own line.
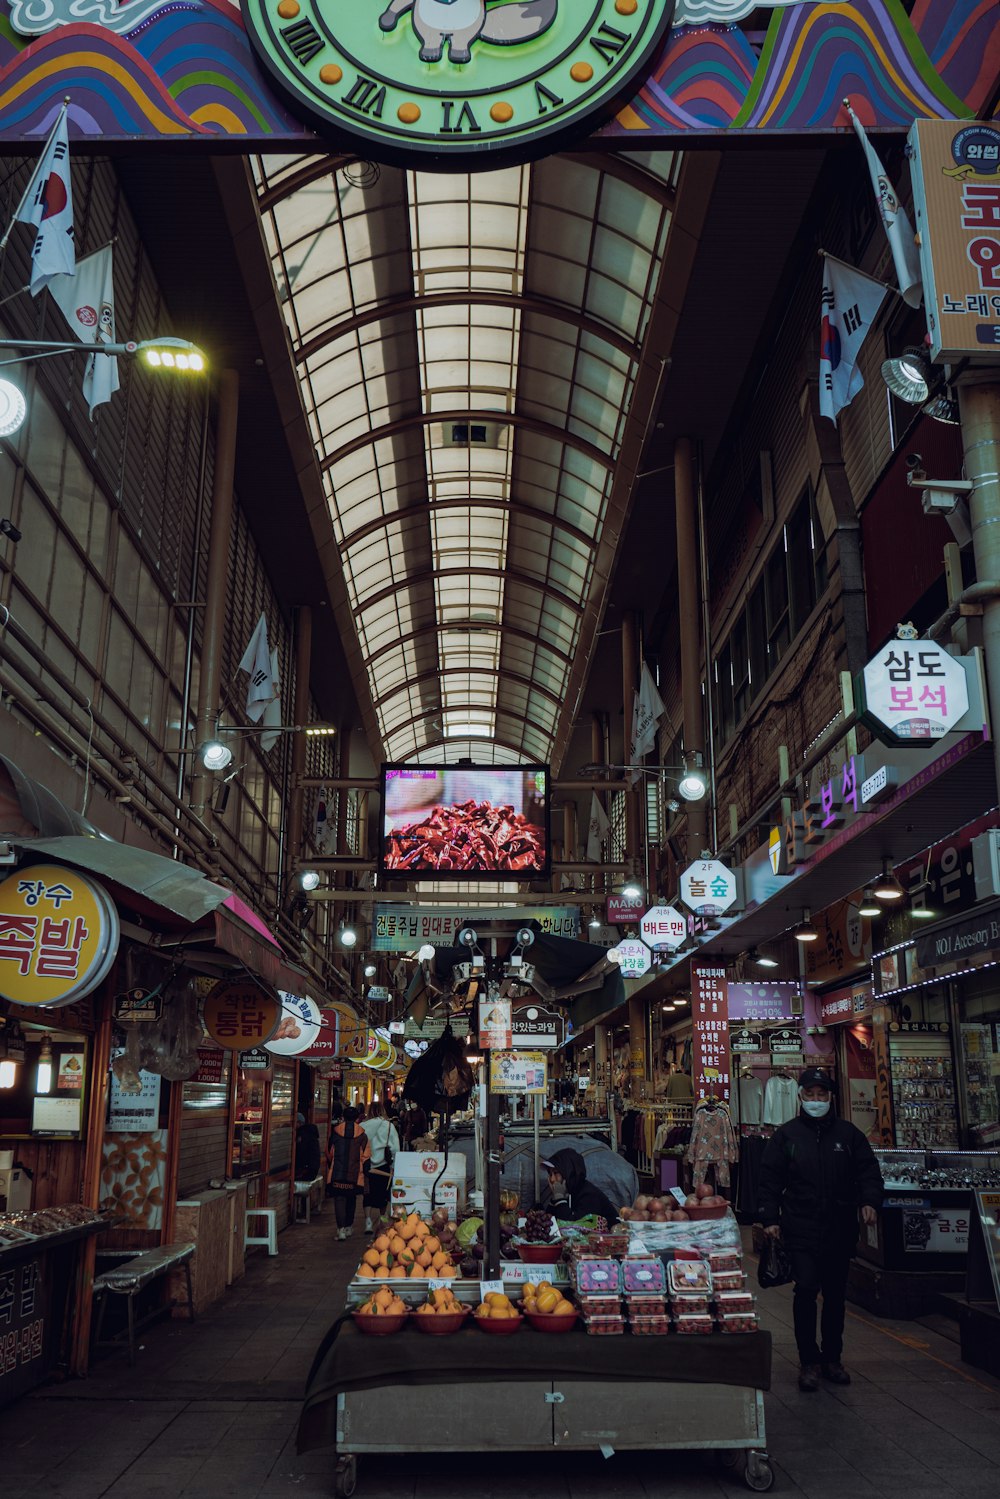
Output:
[861, 638, 968, 742]
[202, 979, 280, 1050]
[912, 119, 1000, 361]
[691, 962, 730, 1103]
[0, 864, 119, 1007]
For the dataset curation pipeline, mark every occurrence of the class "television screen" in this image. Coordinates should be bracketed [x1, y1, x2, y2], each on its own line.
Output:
[379, 764, 550, 879]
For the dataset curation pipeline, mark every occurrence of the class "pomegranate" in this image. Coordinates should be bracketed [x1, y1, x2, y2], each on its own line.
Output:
[695, 1183, 714, 1200]
[634, 1194, 651, 1212]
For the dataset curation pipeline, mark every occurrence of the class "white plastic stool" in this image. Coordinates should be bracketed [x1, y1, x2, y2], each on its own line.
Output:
[244, 1207, 278, 1256]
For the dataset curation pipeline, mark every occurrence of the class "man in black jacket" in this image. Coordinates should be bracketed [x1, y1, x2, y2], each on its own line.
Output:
[759, 1067, 883, 1393]
[542, 1148, 617, 1223]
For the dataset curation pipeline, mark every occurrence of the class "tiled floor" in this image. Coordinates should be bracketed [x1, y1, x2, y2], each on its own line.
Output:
[2, 1210, 999, 1498]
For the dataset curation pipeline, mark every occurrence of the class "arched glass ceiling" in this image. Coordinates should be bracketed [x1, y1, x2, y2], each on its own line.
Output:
[253, 150, 679, 764]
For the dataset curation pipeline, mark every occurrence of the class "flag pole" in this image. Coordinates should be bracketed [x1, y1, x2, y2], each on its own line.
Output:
[0, 99, 69, 253]
[817, 248, 902, 300]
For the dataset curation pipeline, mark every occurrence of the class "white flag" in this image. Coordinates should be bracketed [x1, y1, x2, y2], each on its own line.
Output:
[47, 246, 119, 417]
[238, 613, 278, 722]
[848, 105, 922, 308]
[586, 793, 610, 863]
[8, 108, 75, 294]
[259, 651, 282, 752]
[819, 257, 887, 425]
[629, 662, 665, 780]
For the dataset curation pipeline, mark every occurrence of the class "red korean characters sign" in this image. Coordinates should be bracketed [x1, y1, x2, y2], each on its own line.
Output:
[0, 864, 119, 1007]
[203, 978, 280, 1050]
[691, 961, 730, 1104]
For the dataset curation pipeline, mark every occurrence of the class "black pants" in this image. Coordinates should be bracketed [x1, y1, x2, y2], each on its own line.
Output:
[788, 1244, 851, 1366]
[332, 1189, 359, 1230]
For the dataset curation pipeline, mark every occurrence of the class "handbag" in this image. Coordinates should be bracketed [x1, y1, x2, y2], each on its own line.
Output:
[757, 1232, 793, 1290]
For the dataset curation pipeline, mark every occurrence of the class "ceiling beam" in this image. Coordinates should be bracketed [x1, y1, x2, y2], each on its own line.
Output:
[353, 565, 586, 623]
[322, 409, 614, 475]
[372, 663, 564, 714]
[363, 618, 574, 670]
[340, 493, 600, 555]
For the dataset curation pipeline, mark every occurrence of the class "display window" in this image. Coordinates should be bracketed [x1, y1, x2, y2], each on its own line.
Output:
[888, 988, 959, 1149]
[954, 970, 1000, 1149]
[0, 1022, 88, 1142]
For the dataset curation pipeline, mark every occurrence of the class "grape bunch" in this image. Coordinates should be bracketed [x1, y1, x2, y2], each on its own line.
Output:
[523, 1208, 555, 1243]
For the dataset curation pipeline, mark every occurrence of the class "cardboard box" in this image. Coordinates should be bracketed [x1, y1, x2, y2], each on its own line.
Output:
[390, 1152, 466, 1218]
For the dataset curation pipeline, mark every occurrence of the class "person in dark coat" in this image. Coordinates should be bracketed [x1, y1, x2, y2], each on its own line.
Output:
[294, 1112, 321, 1182]
[542, 1148, 617, 1224]
[759, 1066, 883, 1392]
[326, 1106, 371, 1239]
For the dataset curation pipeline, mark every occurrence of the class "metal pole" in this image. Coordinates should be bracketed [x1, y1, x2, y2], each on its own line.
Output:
[675, 436, 708, 853]
[533, 1090, 542, 1204]
[957, 378, 1000, 797]
[190, 368, 239, 820]
[622, 610, 641, 874]
[285, 605, 313, 891]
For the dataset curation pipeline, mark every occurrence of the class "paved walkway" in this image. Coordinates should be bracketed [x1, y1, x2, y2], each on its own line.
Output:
[3, 1210, 1000, 1499]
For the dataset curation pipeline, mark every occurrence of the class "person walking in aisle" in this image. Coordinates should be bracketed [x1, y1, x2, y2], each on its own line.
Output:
[326, 1106, 370, 1238]
[362, 1099, 401, 1235]
[758, 1067, 883, 1392]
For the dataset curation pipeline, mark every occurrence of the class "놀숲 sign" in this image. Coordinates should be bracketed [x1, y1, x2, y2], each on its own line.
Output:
[680, 859, 738, 916]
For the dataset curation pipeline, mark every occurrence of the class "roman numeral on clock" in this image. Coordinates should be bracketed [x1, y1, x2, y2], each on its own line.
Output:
[590, 22, 630, 67]
[282, 18, 323, 65]
[344, 76, 387, 117]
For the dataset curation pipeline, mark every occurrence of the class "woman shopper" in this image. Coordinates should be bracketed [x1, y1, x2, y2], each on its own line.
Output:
[758, 1066, 883, 1392]
[362, 1100, 401, 1235]
[326, 1106, 370, 1239]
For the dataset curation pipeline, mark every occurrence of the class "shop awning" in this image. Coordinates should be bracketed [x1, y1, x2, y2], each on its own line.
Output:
[8, 833, 232, 925]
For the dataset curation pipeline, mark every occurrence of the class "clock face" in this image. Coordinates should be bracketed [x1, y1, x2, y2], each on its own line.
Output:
[243, 0, 676, 168]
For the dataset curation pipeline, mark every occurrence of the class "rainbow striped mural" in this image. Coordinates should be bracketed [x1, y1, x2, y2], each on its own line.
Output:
[0, 0, 994, 145]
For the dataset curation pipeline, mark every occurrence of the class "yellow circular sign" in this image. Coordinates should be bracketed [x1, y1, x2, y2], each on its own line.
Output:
[203, 979, 280, 1050]
[321, 1000, 361, 1059]
[0, 864, 119, 1007]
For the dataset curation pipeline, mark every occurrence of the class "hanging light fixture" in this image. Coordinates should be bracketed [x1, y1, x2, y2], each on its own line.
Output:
[880, 347, 931, 405]
[793, 910, 819, 943]
[873, 858, 904, 902]
[750, 947, 779, 970]
[199, 738, 234, 771]
[588, 912, 602, 929]
[677, 753, 708, 803]
[923, 392, 959, 425]
[338, 923, 358, 949]
[858, 887, 882, 918]
[909, 880, 937, 919]
[621, 881, 643, 900]
[0, 378, 26, 437]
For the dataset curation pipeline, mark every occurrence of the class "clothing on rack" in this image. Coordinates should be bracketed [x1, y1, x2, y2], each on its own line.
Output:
[737, 1132, 768, 1218]
[763, 1073, 798, 1127]
[731, 1073, 764, 1128]
[685, 1099, 738, 1188]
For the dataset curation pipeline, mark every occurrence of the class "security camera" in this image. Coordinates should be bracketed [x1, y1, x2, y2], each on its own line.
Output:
[0, 518, 21, 542]
[905, 453, 924, 472]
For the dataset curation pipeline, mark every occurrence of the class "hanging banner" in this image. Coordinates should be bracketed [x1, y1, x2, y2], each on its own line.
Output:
[691, 962, 730, 1104]
[372, 904, 578, 950]
[727, 982, 800, 1023]
[615, 939, 652, 978]
[859, 638, 969, 743]
[478, 997, 512, 1051]
[679, 859, 738, 916]
[489, 1050, 548, 1096]
[0, 865, 119, 1008]
[640, 904, 687, 952]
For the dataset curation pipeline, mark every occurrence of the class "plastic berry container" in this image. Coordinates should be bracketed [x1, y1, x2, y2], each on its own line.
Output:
[578, 1295, 622, 1316]
[575, 1259, 621, 1294]
[629, 1313, 671, 1335]
[667, 1260, 711, 1295]
[718, 1311, 759, 1334]
[669, 1292, 711, 1316]
[711, 1270, 747, 1292]
[583, 1314, 626, 1336]
[714, 1291, 756, 1316]
[674, 1312, 714, 1335]
[622, 1260, 667, 1294]
[625, 1294, 668, 1316]
[708, 1250, 743, 1273]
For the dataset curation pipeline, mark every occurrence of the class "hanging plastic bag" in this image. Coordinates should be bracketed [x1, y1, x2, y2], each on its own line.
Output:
[403, 1024, 474, 1113]
[757, 1232, 793, 1290]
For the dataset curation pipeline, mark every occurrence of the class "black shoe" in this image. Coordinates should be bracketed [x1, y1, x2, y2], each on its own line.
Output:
[798, 1364, 821, 1393]
[821, 1361, 851, 1385]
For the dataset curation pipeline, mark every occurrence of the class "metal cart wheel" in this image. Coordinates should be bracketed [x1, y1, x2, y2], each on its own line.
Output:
[334, 1454, 357, 1498]
[744, 1449, 774, 1492]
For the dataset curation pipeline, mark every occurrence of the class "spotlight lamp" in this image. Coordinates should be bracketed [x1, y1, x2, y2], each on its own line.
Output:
[514, 927, 535, 949]
[794, 909, 819, 943]
[417, 944, 436, 962]
[858, 886, 882, 919]
[296, 869, 321, 893]
[140, 337, 207, 374]
[909, 880, 937, 920]
[621, 882, 643, 900]
[588, 913, 601, 929]
[873, 859, 904, 902]
[750, 947, 779, 970]
[339, 923, 358, 949]
[364, 963, 377, 978]
[677, 753, 708, 803]
[458, 927, 478, 949]
[199, 738, 234, 772]
[880, 346, 931, 405]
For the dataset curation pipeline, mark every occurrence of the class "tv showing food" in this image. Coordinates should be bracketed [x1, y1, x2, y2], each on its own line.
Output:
[379, 764, 550, 879]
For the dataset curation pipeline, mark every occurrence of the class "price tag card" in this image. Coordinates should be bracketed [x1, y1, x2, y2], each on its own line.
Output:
[480, 1279, 505, 1298]
[629, 1240, 649, 1254]
[427, 1278, 450, 1291]
[670, 1187, 688, 1207]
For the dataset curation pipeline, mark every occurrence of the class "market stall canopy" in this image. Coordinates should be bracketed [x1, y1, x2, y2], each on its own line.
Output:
[0, 753, 98, 838]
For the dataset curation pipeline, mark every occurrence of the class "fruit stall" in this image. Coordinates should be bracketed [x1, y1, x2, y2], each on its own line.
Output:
[298, 1199, 775, 1497]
